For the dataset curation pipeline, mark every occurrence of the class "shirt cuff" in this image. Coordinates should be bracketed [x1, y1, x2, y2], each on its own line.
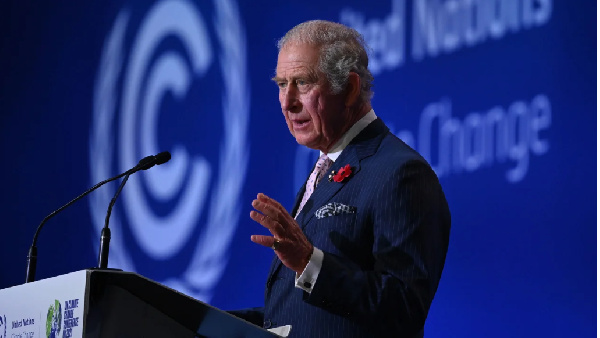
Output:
[294, 247, 324, 293]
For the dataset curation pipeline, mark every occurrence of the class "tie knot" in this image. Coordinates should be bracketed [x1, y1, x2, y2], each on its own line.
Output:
[316, 154, 332, 169]
[315, 154, 333, 183]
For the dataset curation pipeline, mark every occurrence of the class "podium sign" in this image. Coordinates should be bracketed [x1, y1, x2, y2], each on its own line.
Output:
[0, 270, 278, 338]
[0, 270, 86, 338]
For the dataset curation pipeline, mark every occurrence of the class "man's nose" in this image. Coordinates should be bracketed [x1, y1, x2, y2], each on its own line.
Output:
[280, 86, 299, 112]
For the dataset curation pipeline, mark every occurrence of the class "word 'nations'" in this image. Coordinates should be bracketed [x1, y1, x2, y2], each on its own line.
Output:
[342, 0, 552, 73]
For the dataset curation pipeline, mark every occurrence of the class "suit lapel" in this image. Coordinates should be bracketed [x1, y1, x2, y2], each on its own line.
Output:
[295, 148, 361, 228]
[268, 151, 360, 279]
[295, 118, 388, 228]
[291, 180, 308, 218]
[267, 118, 389, 281]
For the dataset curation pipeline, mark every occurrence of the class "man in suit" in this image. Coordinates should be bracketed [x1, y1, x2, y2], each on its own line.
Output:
[238, 20, 450, 337]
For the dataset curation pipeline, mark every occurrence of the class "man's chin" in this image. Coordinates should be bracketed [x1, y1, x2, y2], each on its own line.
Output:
[294, 136, 319, 149]
[296, 139, 329, 153]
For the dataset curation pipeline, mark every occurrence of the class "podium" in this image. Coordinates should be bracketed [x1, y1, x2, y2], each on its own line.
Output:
[0, 269, 279, 337]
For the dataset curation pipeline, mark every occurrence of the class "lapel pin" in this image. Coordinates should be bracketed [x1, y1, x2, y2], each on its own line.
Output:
[330, 164, 352, 183]
[328, 170, 336, 182]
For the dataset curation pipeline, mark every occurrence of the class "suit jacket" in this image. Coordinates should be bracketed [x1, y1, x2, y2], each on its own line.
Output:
[235, 118, 450, 337]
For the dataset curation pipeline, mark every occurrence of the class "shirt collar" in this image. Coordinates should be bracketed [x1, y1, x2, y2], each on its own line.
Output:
[321, 109, 377, 162]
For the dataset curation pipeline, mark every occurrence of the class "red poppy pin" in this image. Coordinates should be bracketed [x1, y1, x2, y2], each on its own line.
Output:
[330, 164, 352, 183]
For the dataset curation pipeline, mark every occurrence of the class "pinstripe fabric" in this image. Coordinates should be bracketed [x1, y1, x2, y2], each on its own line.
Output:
[238, 119, 450, 337]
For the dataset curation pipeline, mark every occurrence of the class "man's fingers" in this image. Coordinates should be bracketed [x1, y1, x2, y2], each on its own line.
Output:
[251, 235, 277, 248]
[250, 210, 285, 237]
[252, 199, 281, 221]
[257, 192, 270, 201]
[258, 193, 289, 215]
[255, 194, 296, 227]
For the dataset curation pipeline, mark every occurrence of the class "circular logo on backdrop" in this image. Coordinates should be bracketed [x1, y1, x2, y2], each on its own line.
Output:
[89, 0, 249, 302]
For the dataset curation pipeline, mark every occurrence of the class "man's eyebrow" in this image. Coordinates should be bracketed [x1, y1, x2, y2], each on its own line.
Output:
[271, 71, 319, 83]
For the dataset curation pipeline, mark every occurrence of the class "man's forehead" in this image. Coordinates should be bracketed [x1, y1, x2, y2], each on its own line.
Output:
[275, 61, 315, 78]
[276, 43, 319, 71]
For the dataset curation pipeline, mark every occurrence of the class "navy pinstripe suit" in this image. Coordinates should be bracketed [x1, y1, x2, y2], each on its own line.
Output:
[236, 118, 450, 337]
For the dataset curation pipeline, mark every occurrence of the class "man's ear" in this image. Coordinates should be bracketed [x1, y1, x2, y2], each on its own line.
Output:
[345, 72, 361, 107]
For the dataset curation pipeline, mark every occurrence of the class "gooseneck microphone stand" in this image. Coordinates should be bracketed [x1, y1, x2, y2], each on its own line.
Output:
[25, 151, 171, 283]
[97, 173, 130, 269]
[25, 170, 132, 283]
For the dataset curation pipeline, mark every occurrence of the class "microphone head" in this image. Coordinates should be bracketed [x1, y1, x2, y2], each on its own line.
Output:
[154, 151, 171, 165]
[136, 155, 156, 171]
[135, 151, 171, 171]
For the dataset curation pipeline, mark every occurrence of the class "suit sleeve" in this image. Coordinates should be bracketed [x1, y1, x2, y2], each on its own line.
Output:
[303, 160, 451, 334]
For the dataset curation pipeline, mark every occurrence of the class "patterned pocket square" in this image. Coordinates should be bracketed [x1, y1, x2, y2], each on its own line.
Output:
[315, 202, 357, 219]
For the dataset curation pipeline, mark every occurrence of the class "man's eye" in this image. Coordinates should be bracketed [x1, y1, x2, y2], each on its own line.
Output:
[277, 82, 287, 89]
[296, 79, 306, 86]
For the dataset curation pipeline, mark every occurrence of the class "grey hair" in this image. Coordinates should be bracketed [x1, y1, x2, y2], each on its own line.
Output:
[277, 20, 374, 102]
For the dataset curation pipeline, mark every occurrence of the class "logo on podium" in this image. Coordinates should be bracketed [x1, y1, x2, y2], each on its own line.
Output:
[45, 300, 62, 338]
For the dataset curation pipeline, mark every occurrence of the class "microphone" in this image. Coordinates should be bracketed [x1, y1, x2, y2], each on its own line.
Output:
[25, 151, 172, 283]
[97, 151, 171, 269]
[136, 151, 171, 170]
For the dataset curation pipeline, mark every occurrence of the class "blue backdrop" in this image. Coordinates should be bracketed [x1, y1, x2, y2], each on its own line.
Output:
[0, 0, 595, 336]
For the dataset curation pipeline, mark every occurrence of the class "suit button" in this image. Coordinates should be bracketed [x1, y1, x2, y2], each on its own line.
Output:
[264, 319, 272, 329]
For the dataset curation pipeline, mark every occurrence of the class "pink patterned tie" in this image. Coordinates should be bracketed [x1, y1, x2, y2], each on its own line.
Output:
[296, 154, 333, 217]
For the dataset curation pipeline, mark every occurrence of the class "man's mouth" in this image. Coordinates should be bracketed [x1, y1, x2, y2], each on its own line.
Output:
[292, 119, 311, 129]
